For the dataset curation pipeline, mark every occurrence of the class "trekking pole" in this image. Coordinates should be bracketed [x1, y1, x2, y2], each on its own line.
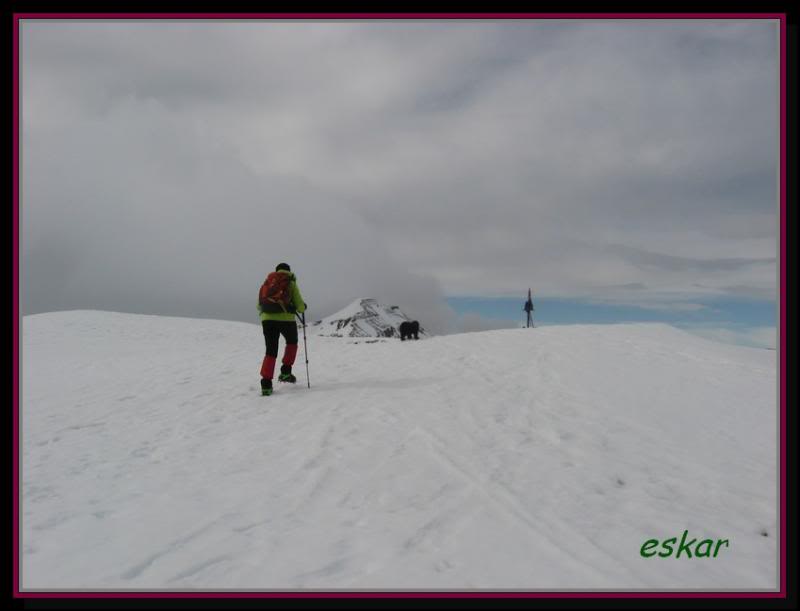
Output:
[297, 311, 310, 388]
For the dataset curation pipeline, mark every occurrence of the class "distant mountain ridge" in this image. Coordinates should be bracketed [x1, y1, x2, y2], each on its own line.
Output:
[310, 298, 428, 339]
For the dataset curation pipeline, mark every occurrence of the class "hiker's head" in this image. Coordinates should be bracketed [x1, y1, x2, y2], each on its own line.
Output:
[276, 262, 291, 272]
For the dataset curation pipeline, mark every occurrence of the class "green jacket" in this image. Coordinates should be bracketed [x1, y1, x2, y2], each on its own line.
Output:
[258, 270, 307, 322]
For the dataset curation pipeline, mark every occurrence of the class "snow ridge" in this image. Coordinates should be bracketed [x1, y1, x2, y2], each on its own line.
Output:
[21, 310, 777, 590]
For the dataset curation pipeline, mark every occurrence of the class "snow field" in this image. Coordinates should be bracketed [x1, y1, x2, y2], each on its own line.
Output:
[21, 311, 777, 590]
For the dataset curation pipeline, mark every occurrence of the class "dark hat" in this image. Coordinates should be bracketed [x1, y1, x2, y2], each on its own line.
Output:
[276, 262, 291, 272]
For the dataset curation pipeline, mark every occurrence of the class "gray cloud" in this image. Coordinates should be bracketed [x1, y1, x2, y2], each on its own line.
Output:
[20, 20, 779, 331]
[604, 245, 776, 274]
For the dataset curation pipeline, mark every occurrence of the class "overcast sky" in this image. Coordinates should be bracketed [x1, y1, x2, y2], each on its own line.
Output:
[20, 19, 779, 333]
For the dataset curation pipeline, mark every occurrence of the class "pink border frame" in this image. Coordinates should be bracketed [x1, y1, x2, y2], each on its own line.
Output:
[12, 12, 788, 600]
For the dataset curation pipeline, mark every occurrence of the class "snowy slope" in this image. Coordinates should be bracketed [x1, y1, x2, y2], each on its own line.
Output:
[21, 311, 777, 590]
[309, 298, 428, 339]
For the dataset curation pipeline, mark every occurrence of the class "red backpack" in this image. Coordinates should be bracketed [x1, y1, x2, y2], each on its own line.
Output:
[259, 272, 293, 311]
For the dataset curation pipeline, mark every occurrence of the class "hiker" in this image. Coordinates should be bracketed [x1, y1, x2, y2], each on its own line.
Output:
[258, 262, 307, 396]
[399, 320, 420, 341]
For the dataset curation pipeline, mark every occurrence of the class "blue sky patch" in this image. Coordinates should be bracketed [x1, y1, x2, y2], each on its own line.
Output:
[446, 295, 777, 349]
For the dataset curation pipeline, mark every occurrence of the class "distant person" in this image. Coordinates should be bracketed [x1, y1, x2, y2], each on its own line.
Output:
[257, 262, 307, 396]
[399, 320, 420, 341]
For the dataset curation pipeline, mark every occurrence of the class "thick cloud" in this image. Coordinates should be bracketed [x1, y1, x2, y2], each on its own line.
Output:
[22, 96, 455, 331]
[21, 20, 779, 332]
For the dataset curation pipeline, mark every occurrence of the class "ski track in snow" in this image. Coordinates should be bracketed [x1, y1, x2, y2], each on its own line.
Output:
[20, 311, 778, 590]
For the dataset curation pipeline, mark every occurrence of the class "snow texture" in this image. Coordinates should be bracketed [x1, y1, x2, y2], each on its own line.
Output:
[21, 310, 777, 590]
[309, 298, 428, 339]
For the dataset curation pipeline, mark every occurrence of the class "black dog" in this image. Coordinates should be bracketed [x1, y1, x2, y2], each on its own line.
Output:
[399, 320, 420, 341]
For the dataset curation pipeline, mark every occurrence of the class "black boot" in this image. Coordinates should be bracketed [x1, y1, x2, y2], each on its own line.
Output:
[260, 378, 273, 396]
[278, 364, 297, 383]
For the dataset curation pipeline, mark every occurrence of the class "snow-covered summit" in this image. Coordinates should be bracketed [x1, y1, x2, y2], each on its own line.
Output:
[20, 311, 777, 590]
[309, 298, 428, 339]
